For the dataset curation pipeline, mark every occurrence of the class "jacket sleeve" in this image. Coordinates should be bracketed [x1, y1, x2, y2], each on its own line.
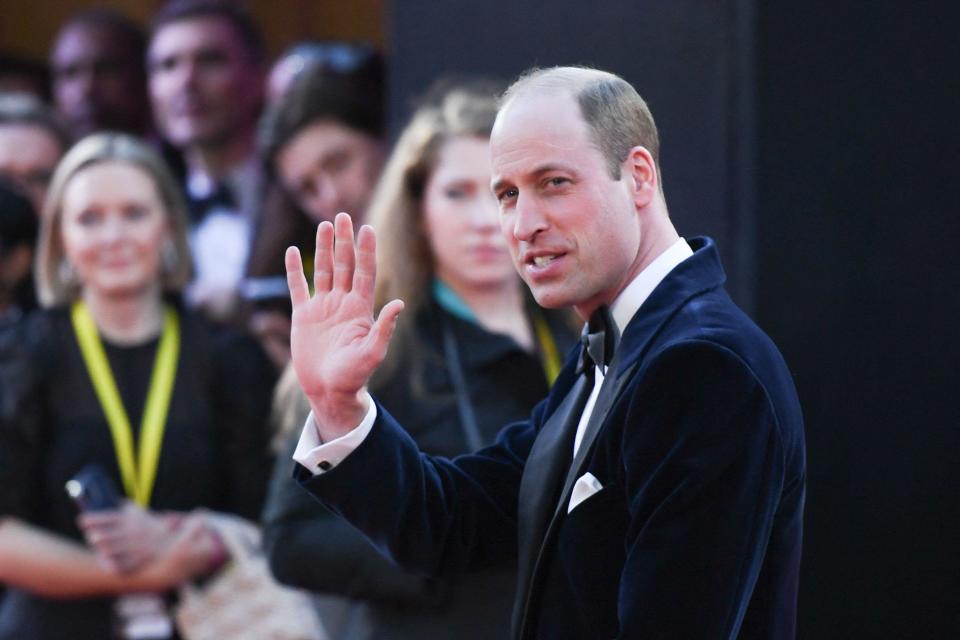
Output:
[295, 396, 552, 577]
[616, 340, 787, 639]
[262, 435, 447, 606]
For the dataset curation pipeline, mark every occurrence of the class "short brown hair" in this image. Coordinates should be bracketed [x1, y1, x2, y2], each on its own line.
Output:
[501, 66, 660, 178]
[35, 133, 192, 306]
[150, 0, 265, 63]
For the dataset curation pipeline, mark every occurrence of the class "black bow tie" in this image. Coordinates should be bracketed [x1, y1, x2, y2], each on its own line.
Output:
[576, 305, 620, 376]
[186, 182, 236, 222]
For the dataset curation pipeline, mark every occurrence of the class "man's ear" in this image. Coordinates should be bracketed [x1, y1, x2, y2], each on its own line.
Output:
[623, 145, 658, 210]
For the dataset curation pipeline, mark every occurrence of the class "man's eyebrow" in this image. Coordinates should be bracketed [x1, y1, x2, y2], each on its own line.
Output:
[491, 163, 575, 193]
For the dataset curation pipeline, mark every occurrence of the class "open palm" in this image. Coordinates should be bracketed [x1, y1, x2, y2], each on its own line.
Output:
[286, 213, 404, 433]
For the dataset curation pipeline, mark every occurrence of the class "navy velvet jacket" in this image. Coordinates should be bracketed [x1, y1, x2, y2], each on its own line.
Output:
[297, 237, 805, 639]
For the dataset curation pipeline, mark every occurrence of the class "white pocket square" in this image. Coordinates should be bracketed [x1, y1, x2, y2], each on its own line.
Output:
[567, 472, 604, 513]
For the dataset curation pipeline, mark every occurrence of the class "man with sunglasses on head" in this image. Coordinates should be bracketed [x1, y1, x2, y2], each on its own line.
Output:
[286, 66, 806, 640]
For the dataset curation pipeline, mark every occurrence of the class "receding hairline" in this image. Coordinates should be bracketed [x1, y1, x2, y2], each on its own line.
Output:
[499, 66, 622, 114]
[496, 65, 660, 179]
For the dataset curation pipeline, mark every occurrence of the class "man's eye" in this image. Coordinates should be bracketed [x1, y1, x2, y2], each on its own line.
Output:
[150, 58, 173, 73]
[56, 65, 80, 80]
[196, 50, 229, 69]
[497, 188, 518, 202]
[546, 177, 569, 187]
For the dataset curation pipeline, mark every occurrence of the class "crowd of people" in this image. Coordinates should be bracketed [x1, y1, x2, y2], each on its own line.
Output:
[1, 2, 806, 639]
[0, 1, 581, 638]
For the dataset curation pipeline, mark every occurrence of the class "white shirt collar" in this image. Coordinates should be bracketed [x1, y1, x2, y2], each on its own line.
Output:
[609, 238, 694, 333]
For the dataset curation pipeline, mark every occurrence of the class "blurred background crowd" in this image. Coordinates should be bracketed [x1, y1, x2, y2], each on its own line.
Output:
[0, 1, 956, 639]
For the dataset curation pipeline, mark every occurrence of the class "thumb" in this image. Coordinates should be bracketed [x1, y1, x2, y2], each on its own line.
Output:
[365, 299, 404, 364]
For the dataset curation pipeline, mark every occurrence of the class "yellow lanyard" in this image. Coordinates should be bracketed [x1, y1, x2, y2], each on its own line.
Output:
[531, 310, 562, 385]
[70, 301, 180, 507]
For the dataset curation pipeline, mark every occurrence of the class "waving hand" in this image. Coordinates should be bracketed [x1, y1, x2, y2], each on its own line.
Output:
[286, 213, 404, 438]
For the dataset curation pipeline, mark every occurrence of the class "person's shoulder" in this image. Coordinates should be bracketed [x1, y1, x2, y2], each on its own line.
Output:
[637, 316, 803, 442]
[0, 308, 65, 422]
[654, 285, 782, 367]
[1, 307, 67, 359]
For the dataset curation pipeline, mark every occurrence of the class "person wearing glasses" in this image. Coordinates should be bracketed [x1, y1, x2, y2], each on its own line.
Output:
[261, 81, 575, 639]
[0, 133, 275, 640]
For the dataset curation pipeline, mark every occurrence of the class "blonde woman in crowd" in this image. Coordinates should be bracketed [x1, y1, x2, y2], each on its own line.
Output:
[0, 133, 275, 639]
[262, 81, 576, 639]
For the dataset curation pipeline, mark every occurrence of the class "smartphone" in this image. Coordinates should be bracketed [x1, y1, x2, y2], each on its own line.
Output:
[65, 464, 122, 512]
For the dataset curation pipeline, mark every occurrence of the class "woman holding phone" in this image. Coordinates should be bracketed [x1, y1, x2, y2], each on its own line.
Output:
[0, 133, 275, 639]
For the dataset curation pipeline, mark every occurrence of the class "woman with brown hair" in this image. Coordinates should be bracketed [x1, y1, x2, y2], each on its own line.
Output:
[262, 81, 575, 639]
[0, 133, 275, 639]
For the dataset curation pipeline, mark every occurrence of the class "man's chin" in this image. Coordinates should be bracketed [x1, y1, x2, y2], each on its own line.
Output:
[527, 284, 574, 310]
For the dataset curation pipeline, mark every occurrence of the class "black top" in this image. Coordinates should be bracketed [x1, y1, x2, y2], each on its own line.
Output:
[262, 297, 576, 640]
[0, 305, 276, 640]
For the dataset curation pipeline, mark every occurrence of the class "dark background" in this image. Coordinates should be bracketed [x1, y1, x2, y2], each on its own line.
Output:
[391, 2, 959, 637]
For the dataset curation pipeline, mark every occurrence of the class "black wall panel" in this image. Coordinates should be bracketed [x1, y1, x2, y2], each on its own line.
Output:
[389, 1, 959, 636]
[388, 1, 757, 307]
[756, 4, 959, 638]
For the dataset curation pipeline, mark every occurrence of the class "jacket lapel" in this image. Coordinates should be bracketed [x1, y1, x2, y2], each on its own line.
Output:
[511, 237, 728, 639]
[513, 373, 590, 636]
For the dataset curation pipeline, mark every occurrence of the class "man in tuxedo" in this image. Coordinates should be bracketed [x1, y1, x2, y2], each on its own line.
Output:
[147, 0, 266, 318]
[286, 66, 805, 639]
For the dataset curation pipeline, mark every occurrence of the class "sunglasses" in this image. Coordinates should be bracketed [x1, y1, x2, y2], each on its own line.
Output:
[282, 41, 381, 77]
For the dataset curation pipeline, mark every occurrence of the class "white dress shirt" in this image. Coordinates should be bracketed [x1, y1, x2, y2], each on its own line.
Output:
[293, 238, 694, 476]
[184, 158, 259, 311]
[572, 237, 693, 457]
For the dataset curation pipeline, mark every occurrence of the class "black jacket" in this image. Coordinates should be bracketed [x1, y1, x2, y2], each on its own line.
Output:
[297, 239, 806, 639]
[263, 297, 574, 639]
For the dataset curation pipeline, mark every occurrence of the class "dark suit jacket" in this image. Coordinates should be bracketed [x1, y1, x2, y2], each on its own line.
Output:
[266, 300, 574, 639]
[297, 238, 805, 639]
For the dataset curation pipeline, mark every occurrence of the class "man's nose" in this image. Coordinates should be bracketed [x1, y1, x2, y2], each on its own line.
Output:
[172, 60, 200, 92]
[512, 193, 547, 241]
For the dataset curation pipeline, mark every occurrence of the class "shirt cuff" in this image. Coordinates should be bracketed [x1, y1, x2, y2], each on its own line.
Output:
[292, 394, 377, 475]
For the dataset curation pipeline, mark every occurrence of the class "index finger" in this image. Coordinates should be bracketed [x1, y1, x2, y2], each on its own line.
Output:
[285, 246, 309, 308]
